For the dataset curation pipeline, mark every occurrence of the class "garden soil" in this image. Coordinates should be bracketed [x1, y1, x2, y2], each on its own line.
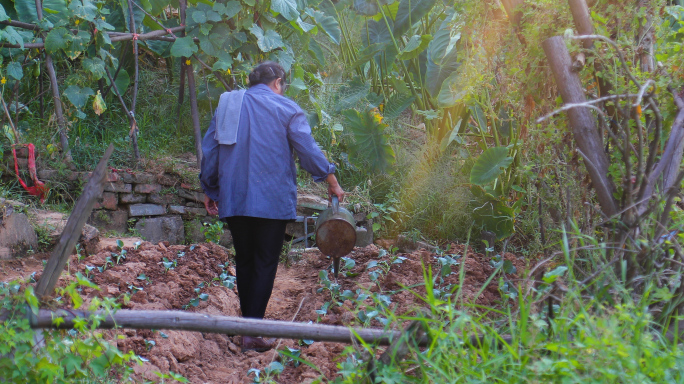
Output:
[2, 240, 527, 383]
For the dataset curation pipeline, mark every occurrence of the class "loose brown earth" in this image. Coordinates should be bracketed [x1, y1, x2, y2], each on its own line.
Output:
[1, 239, 527, 383]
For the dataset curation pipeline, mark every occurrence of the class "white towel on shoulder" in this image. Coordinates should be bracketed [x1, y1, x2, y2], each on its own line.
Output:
[215, 89, 246, 145]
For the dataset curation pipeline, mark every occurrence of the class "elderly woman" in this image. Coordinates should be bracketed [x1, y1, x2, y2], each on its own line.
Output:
[200, 61, 344, 352]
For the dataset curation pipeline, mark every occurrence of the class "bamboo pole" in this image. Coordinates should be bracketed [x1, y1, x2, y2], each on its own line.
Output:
[542, 36, 617, 217]
[28, 308, 419, 346]
[35, 144, 114, 299]
[179, 0, 203, 168]
[35, 0, 71, 161]
[127, 0, 141, 162]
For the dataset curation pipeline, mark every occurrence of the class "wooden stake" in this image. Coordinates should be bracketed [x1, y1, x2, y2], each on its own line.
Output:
[35, 144, 114, 299]
[127, 0, 141, 162]
[180, 0, 203, 168]
[34, 0, 71, 161]
[542, 36, 617, 217]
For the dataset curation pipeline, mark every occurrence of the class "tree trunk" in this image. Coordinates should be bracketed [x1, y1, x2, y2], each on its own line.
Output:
[542, 36, 617, 217]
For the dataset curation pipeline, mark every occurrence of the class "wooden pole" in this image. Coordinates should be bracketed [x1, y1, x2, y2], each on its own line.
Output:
[179, 0, 203, 168]
[29, 308, 419, 346]
[542, 36, 617, 217]
[35, 144, 115, 299]
[567, 0, 594, 49]
[34, 0, 71, 161]
[127, 0, 141, 162]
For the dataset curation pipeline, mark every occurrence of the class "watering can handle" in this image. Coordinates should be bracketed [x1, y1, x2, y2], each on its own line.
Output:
[332, 195, 339, 215]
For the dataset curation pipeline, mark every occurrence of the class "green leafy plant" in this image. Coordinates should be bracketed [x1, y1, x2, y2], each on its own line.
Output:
[184, 282, 210, 308]
[0, 276, 137, 382]
[202, 221, 224, 244]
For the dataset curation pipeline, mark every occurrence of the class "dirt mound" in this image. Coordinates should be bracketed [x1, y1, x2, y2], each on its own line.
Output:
[56, 240, 523, 383]
[3, 240, 527, 383]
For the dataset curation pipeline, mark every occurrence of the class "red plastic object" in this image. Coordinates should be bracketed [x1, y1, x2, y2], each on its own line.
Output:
[12, 143, 48, 203]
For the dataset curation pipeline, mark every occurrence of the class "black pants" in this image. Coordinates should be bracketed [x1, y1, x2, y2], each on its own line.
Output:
[224, 216, 288, 319]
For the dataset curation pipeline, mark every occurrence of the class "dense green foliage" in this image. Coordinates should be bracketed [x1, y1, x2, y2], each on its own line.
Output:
[0, 276, 137, 383]
[1, 0, 684, 381]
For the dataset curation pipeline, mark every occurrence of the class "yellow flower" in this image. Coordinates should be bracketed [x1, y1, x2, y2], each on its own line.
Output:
[101, 16, 105, 20]
[1, 77, 6, 85]
[226, 68, 231, 75]
[185, 59, 191, 65]
[74, 19, 80, 25]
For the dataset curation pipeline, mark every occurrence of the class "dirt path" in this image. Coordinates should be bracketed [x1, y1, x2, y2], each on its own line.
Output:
[2, 240, 527, 383]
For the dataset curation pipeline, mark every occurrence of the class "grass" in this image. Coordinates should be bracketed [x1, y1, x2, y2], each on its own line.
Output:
[323, 236, 684, 383]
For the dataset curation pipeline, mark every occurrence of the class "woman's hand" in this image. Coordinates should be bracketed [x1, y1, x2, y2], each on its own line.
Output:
[326, 174, 345, 202]
[204, 195, 219, 216]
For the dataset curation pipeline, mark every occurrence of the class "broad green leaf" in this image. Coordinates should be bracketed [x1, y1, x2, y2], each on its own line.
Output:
[350, 43, 383, 69]
[364, 19, 397, 64]
[471, 190, 514, 240]
[199, 33, 225, 56]
[398, 34, 431, 60]
[383, 92, 414, 120]
[83, 57, 106, 80]
[3, 26, 24, 48]
[307, 38, 325, 66]
[439, 119, 463, 151]
[470, 146, 513, 186]
[64, 30, 90, 59]
[24, 286, 39, 315]
[425, 20, 460, 96]
[63, 85, 94, 109]
[0, 5, 8, 21]
[342, 108, 395, 174]
[295, 16, 316, 32]
[272, 49, 295, 71]
[105, 67, 130, 94]
[44, 28, 70, 54]
[6, 61, 22, 80]
[249, 24, 283, 52]
[212, 52, 233, 71]
[437, 70, 466, 107]
[335, 77, 369, 112]
[170, 36, 198, 57]
[271, 0, 298, 21]
[313, 10, 340, 44]
[371, 0, 398, 21]
[393, 0, 436, 36]
[14, 0, 68, 23]
[69, 0, 98, 21]
[543, 266, 568, 283]
[190, 3, 221, 24]
[353, 0, 378, 15]
[215, 0, 241, 17]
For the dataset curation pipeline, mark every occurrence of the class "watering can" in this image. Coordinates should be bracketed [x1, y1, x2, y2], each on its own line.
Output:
[315, 195, 356, 281]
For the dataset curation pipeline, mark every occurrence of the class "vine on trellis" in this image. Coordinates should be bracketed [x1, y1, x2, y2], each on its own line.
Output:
[0, 0, 341, 164]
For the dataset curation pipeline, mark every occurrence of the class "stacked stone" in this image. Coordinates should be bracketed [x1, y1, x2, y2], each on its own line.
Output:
[34, 170, 212, 245]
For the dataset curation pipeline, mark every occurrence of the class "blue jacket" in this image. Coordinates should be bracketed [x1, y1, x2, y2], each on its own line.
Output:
[199, 84, 335, 220]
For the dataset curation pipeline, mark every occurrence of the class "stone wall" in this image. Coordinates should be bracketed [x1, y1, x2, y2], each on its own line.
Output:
[2, 148, 373, 247]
